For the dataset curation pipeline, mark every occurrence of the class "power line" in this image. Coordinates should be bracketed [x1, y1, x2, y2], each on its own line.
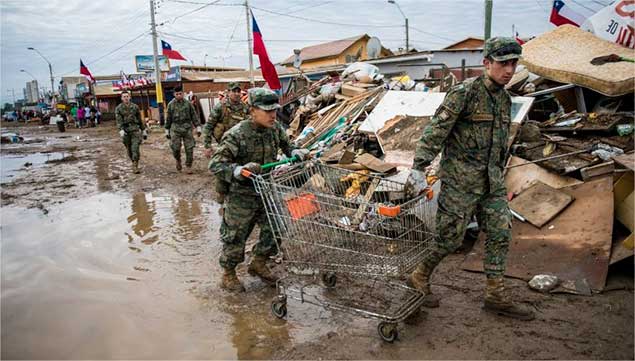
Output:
[54, 32, 149, 77]
[409, 26, 455, 43]
[250, 6, 402, 28]
[170, 0, 222, 24]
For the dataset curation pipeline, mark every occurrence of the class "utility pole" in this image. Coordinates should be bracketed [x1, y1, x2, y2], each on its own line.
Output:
[245, 0, 255, 87]
[405, 18, 409, 53]
[150, 0, 165, 125]
[484, 0, 493, 40]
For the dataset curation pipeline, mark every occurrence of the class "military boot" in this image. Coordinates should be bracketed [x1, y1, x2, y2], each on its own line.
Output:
[184, 166, 193, 174]
[132, 161, 141, 174]
[483, 277, 535, 321]
[248, 255, 278, 285]
[175, 159, 182, 172]
[220, 268, 245, 292]
[408, 264, 440, 308]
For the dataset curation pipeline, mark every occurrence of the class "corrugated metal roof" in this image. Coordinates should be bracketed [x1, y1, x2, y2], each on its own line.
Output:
[180, 70, 264, 81]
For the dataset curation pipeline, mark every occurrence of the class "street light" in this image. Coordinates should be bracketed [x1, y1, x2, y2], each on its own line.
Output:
[388, 0, 409, 53]
[27, 47, 55, 101]
[20, 69, 37, 81]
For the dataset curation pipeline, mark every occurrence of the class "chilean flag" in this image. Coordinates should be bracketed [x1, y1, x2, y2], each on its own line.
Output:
[251, 12, 281, 90]
[80, 59, 95, 83]
[550, 0, 586, 27]
[161, 40, 187, 61]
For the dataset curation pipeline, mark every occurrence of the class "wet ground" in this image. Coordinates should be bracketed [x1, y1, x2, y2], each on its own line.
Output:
[1, 121, 633, 359]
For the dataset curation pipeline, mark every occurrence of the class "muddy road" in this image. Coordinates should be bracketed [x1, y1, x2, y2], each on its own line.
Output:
[1, 121, 633, 360]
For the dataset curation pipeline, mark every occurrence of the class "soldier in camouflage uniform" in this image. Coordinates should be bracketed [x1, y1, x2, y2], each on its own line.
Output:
[406, 37, 534, 320]
[165, 86, 202, 174]
[209, 88, 309, 292]
[204, 82, 249, 202]
[203, 82, 249, 157]
[115, 91, 147, 174]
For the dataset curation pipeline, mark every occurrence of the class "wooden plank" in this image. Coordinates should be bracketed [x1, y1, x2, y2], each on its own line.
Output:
[352, 178, 380, 225]
[354, 153, 396, 174]
[463, 177, 614, 291]
[505, 156, 583, 195]
[509, 181, 574, 228]
[613, 151, 635, 171]
[580, 161, 615, 181]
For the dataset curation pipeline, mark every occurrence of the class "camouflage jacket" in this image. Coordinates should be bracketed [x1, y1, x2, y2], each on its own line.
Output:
[115, 102, 145, 132]
[413, 75, 511, 194]
[210, 119, 295, 195]
[165, 99, 199, 130]
[203, 99, 249, 148]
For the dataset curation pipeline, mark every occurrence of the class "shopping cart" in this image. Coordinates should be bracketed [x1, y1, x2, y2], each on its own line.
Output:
[249, 160, 438, 342]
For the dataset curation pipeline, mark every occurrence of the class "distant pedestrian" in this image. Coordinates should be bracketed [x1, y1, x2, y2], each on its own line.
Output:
[84, 105, 91, 127]
[77, 106, 85, 128]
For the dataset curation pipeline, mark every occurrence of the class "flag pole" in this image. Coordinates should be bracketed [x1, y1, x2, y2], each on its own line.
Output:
[245, 0, 255, 87]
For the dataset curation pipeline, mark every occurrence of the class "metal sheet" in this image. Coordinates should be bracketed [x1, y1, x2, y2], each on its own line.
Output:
[462, 177, 613, 291]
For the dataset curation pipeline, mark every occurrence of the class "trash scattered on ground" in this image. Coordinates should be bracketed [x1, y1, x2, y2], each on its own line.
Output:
[528, 274, 559, 292]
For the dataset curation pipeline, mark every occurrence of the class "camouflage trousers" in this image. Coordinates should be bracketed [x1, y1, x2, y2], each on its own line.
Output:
[421, 181, 512, 278]
[218, 192, 277, 270]
[122, 129, 142, 162]
[170, 127, 195, 167]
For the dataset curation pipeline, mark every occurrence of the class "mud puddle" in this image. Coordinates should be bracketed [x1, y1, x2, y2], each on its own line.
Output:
[1, 192, 337, 359]
[1, 152, 67, 183]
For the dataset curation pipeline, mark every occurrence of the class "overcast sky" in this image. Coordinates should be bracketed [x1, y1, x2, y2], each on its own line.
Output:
[0, 0, 607, 104]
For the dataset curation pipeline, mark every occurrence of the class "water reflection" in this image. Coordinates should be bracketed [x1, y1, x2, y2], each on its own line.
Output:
[127, 192, 158, 245]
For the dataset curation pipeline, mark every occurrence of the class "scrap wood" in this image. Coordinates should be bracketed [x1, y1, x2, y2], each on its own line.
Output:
[352, 178, 380, 225]
[580, 161, 615, 181]
[613, 151, 635, 171]
[505, 156, 583, 194]
[463, 177, 614, 291]
[509, 181, 574, 228]
[354, 153, 396, 174]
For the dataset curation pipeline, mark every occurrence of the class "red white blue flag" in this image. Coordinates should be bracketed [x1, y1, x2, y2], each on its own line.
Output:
[251, 12, 281, 90]
[80, 59, 95, 83]
[550, 0, 586, 27]
[161, 40, 187, 61]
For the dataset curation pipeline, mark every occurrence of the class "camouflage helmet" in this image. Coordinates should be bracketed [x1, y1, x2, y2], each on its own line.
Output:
[484, 37, 522, 62]
[247, 88, 280, 111]
[227, 82, 241, 90]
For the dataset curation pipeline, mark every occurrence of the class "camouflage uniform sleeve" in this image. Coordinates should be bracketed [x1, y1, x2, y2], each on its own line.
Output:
[203, 103, 223, 148]
[115, 105, 124, 131]
[413, 85, 467, 171]
[189, 102, 199, 126]
[209, 131, 240, 183]
[165, 101, 173, 130]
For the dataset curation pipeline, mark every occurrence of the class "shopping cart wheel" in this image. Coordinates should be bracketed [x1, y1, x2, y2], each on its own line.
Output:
[321, 272, 337, 288]
[271, 300, 287, 319]
[377, 322, 398, 343]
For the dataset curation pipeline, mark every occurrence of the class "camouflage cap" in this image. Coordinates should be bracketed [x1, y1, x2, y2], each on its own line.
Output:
[227, 82, 241, 90]
[484, 37, 522, 62]
[248, 88, 280, 111]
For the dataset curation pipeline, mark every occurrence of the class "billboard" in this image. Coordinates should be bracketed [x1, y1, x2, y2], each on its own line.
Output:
[135, 55, 170, 73]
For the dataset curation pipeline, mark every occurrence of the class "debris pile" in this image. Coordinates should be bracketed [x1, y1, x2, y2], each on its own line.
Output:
[280, 24, 633, 294]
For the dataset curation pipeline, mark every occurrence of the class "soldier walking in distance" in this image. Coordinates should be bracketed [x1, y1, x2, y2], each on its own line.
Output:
[115, 91, 147, 174]
[165, 86, 202, 174]
[203, 82, 249, 158]
[405, 37, 534, 321]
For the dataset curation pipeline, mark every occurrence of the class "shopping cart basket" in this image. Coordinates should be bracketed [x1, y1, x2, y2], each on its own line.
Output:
[249, 160, 438, 342]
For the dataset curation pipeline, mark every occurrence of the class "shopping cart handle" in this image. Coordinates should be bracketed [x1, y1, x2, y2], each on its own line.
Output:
[241, 156, 301, 178]
[261, 155, 300, 170]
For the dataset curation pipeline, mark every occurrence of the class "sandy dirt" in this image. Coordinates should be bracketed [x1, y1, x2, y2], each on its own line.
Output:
[1, 120, 633, 360]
